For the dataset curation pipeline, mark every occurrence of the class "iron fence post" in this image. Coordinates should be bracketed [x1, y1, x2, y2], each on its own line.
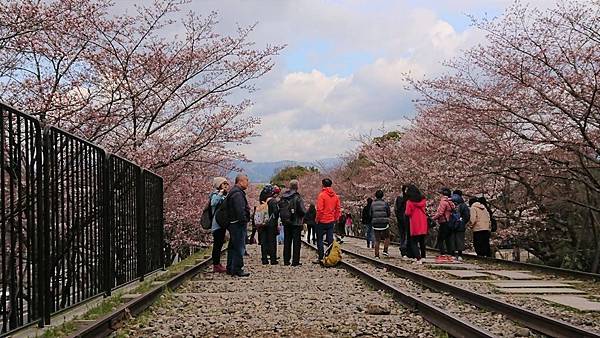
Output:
[137, 168, 146, 281]
[41, 127, 51, 326]
[103, 155, 111, 296]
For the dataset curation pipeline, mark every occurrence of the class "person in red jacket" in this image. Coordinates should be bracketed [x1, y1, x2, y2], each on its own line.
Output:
[405, 184, 428, 264]
[315, 178, 341, 261]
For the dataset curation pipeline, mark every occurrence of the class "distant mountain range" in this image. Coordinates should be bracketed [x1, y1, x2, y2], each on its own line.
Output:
[228, 158, 341, 183]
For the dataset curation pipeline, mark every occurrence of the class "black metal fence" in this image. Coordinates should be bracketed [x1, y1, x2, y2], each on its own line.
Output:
[1, 103, 165, 335]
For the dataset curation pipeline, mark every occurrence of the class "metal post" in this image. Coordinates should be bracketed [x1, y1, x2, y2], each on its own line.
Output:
[102, 156, 111, 296]
[41, 127, 51, 326]
[136, 168, 146, 281]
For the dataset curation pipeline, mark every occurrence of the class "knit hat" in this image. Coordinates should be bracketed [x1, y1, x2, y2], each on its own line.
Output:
[212, 177, 228, 190]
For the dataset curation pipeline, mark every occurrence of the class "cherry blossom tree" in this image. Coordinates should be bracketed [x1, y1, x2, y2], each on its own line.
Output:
[0, 0, 284, 256]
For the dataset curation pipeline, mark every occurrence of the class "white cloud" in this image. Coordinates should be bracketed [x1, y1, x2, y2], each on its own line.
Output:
[115, 0, 557, 162]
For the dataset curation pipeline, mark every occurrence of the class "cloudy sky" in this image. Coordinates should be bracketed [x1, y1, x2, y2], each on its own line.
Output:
[127, 0, 554, 162]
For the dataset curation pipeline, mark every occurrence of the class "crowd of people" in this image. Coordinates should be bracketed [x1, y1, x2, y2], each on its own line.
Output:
[206, 174, 495, 277]
[362, 185, 495, 264]
[207, 175, 344, 277]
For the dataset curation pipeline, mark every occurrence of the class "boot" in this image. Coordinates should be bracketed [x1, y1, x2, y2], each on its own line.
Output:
[213, 264, 227, 273]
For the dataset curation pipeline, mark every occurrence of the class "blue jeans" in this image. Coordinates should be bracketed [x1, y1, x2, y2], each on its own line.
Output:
[316, 222, 335, 260]
[226, 222, 247, 274]
[364, 224, 373, 247]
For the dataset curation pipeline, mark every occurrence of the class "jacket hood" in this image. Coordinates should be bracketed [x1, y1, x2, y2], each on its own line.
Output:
[322, 187, 337, 197]
[282, 190, 298, 198]
[412, 199, 426, 209]
[472, 202, 485, 210]
[451, 194, 464, 204]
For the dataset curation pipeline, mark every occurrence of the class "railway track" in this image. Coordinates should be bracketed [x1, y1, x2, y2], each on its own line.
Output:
[115, 244, 447, 337]
[344, 235, 600, 280]
[339, 237, 600, 338]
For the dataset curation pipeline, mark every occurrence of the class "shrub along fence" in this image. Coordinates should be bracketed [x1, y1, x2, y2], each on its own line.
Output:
[0, 103, 165, 335]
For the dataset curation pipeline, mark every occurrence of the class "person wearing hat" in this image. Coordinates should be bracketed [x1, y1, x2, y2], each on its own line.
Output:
[432, 187, 455, 262]
[209, 177, 230, 273]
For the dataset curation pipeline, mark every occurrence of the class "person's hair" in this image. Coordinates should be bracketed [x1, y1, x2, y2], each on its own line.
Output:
[308, 203, 316, 212]
[439, 187, 451, 197]
[479, 196, 488, 205]
[322, 178, 333, 187]
[375, 190, 384, 199]
[235, 173, 248, 184]
[401, 185, 408, 194]
[289, 179, 299, 190]
[452, 189, 463, 196]
[468, 197, 479, 206]
[366, 197, 373, 204]
[406, 184, 424, 202]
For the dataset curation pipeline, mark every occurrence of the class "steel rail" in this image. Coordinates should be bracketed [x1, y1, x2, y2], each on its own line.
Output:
[302, 241, 495, 338]
[340, 244, 600, 338]
[344, 235, 600, 280]
[67, 252, 221, 338]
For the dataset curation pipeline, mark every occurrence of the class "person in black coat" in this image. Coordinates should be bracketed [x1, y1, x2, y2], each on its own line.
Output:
[305, 203, 317, 244]
[362, 198, 373, 248]
[225, 174, 251, 277]
[395, 185, 411, 258]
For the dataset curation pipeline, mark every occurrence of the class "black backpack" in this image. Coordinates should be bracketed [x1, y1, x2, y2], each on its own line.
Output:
[214, 192, 237, 229]
[200, 199, 213, 230]
[278, 195, 297, 225]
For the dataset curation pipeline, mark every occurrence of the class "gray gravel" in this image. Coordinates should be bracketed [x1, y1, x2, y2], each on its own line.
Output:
[115, 243, 438, 337]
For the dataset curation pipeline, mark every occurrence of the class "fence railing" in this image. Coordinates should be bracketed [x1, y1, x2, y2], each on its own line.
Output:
[0, 103, 165, 335]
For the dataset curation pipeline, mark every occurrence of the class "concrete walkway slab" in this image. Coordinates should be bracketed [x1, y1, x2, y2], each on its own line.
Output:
[441, 270, 489, 278]
[483, 270, 542, 280]
[428, 263, 481, 270]
[497, 288, 585, 294]
[538, 295, 600, 311]
[491, 281, 573, 288]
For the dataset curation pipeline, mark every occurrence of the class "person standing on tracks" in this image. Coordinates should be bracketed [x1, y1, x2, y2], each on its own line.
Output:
[280, 179, 307, 266]
[450, 190, 470, 261]
[226, 174, 252, 277]
[370, 190, 391, 258]
[405, 184, 428, 264]
[305, 203, 317, 244]
[210, 177, 230, 273]
[315, 178, 341, 263]
[432, 187, 455, 262]
[257, 185, 280, 265]
[336, 211, 347, 243]
[394, 185, 411, 258]
[469, 197, 492, 257]
[361, 198, 374, 248]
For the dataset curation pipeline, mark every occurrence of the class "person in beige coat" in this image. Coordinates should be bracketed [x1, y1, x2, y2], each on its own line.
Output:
[468, 198, 492, 257]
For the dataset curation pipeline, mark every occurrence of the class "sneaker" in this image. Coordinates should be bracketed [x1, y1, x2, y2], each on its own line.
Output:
[213, 264, 227, 273]
[375, 255, 380, 259]
[291, 262, 302, 267]
[456, 256, 464, 261]
[261, 260, 269, 265]
[382, 251, 389, 257]
[414, 259, 423, 265]
[271, 260, 279, 265]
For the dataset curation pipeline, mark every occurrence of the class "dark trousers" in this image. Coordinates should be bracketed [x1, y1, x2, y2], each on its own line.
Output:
[364, 223, 373, 247]
[316, 222, 335, 260]
[473, 230, 491, 257]
[260, 226, 278, 263]
[435, 222, 453, 255]
[397, 218, 410, 257]
[226, 222, 247, 274]
[283, 225, 302, 264]
[306, 224, 316, 243]
[212, 228, 226, 265]
[410, 235, 426, 260]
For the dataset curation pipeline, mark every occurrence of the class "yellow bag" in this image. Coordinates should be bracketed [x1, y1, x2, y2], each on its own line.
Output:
[322, 241, 342, 267]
